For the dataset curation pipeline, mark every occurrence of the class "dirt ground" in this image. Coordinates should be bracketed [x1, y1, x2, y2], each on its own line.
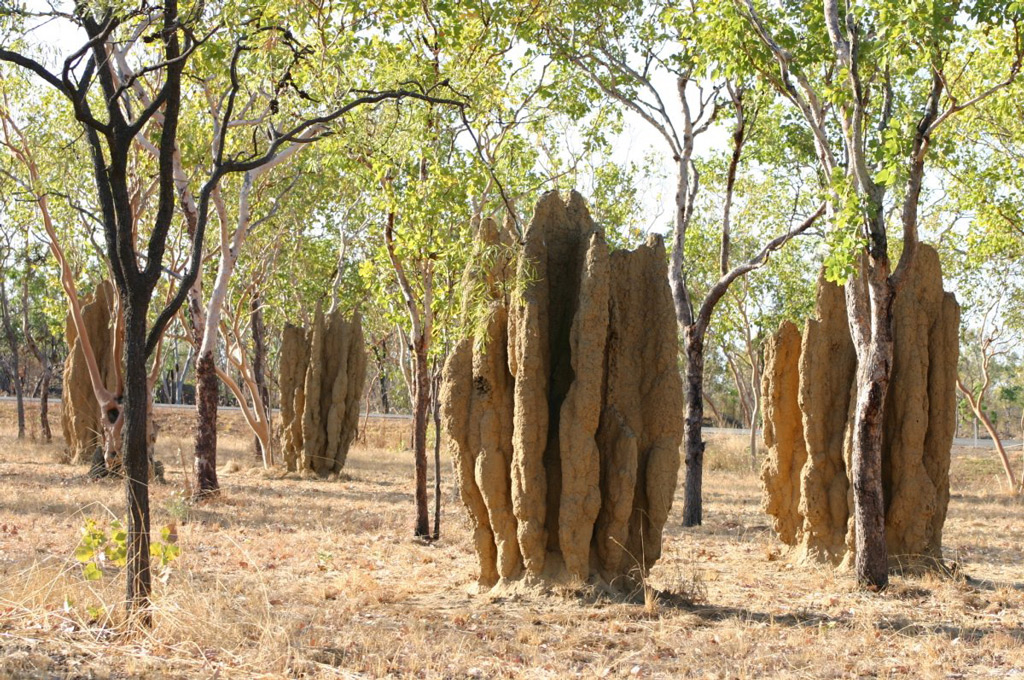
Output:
[1, 401, 1022, 679]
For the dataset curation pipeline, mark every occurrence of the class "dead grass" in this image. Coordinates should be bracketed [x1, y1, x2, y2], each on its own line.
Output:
[1, 403, 1023, 679]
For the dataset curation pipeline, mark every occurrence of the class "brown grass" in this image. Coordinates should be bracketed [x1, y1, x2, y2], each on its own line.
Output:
[1, 402, 1023, 679]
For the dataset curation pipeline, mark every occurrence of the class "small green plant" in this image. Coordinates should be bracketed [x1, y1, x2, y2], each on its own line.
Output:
[75, 518, 181, 582]
[75, 518, 127, 581]
[164, 488, 191, 524]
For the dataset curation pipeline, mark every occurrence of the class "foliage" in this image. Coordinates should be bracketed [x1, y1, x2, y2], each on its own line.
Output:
[75, 518, 181, 583]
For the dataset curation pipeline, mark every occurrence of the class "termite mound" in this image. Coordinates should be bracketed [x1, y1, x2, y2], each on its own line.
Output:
[441, 191, 684, 593]
[278, 308, 367, 477]
[61, 280, 119, 465]
[760, 244, 959, 571]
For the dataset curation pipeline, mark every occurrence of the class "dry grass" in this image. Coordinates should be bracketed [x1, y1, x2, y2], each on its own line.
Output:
[1, 402, 1023, 679]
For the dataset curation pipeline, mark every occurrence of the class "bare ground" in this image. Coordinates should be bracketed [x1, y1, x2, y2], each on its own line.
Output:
[1, 402, 1022, 679]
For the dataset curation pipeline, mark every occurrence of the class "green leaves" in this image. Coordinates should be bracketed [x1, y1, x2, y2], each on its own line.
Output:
[82, 563, 103, 582]
[74, 518, 180, 582]
[823, 232, 865, 284]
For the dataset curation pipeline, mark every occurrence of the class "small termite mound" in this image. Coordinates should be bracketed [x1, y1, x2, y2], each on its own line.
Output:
[61, 281, 119, 465]
[441, 191, 684, 594]
[760, 244, 959, 571]
[278, 308, 367, 476]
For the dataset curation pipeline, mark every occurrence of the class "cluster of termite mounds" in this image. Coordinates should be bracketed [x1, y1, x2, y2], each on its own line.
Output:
[760, 244, 959, 571]
[441, 191, 684, 593]
[278, 307, 367, 478]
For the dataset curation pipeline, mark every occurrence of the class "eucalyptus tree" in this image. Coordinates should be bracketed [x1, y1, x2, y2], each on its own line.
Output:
[1, 0, 208, 619]
[525, 0, 826, 526]
[956, 305, 1020, 491]
[0, 224, 25, 439]
[19, 240, 63, 443]
[361, 121, 480, 538]
[728, 0, 1022, 586]
[97, 0, 463, 496]
[0, 0, 461, 619]
[936, 69, 1024, 486]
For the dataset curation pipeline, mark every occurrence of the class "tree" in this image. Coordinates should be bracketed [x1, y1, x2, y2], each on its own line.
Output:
[0, 229, 25, 440]
[1, 0, 421, 619]
[957, 304, 1019, 492]
[20, 242, 60, 443]
[732, 0, 1022, 587]
[1, 1, 201, 620]
[529, 0, 825, 525]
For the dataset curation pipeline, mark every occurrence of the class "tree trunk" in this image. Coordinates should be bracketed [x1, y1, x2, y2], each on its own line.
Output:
[432, 371, 442, 540]
[957, 378, 1018, 492]
[11, 358, 23, 439]
[971, 401, 1017, 491]
[177, 346, 193, 404]
[373, 343, 390, 414]
[413, 340, 430, 538]
[193, 350, 220, 497]
[682, 328, 706, 527]
[0, 279, 25, 439]
[250, 293, 271, 462]
[726, 353, 753, 428]
[122, 301, 152, 624]
[39, 366, 51, 443]
[847, 272, 894, 590]
[747, 349, 761, 471]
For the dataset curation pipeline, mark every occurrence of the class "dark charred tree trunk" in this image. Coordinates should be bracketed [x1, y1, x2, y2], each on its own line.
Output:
[0, 278, 25, 439]
[681, 328, 706, 527]
[122, 301, 152, 624]
[250, 292, 270, 461]
[194, 350, 220, 497]
[413, 340, 430, 538]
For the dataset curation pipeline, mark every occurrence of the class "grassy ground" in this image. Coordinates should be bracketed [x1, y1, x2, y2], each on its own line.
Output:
[1, 403, 1022, 679]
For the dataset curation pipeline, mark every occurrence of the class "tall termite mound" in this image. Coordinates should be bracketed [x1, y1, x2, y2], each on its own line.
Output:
[760, 244, 959, 569]
[441, 191, 684, 592]
[278, 308, 367, 476]
[61, 281, 119, 464]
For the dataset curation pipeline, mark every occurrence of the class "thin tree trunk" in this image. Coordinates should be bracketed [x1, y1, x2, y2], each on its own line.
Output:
[122, 301, 152, 624]
[177, 346, 193, 404]
[958, 377, 1018, 492]
[39, 366, 51, 442]
[0, 279, 24, 439]
[251, 292, 270, 461]
[749, 389, 760, 471]
[413, 340, 430, 538]
[682, 329, 706, 527]
[432, 370, 442, 540]
[744, 318, 761, 470]
[726, 352, 753, 427]
[373, 342, 390, 414]
[704, 392, 724, 428]
[193, 350, 220, 496]
[977, 407, 1017, 492]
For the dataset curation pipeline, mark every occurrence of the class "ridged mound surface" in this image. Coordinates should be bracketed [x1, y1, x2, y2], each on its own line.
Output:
[760, 245, 959, 569]
[441, 192, 684, 592]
